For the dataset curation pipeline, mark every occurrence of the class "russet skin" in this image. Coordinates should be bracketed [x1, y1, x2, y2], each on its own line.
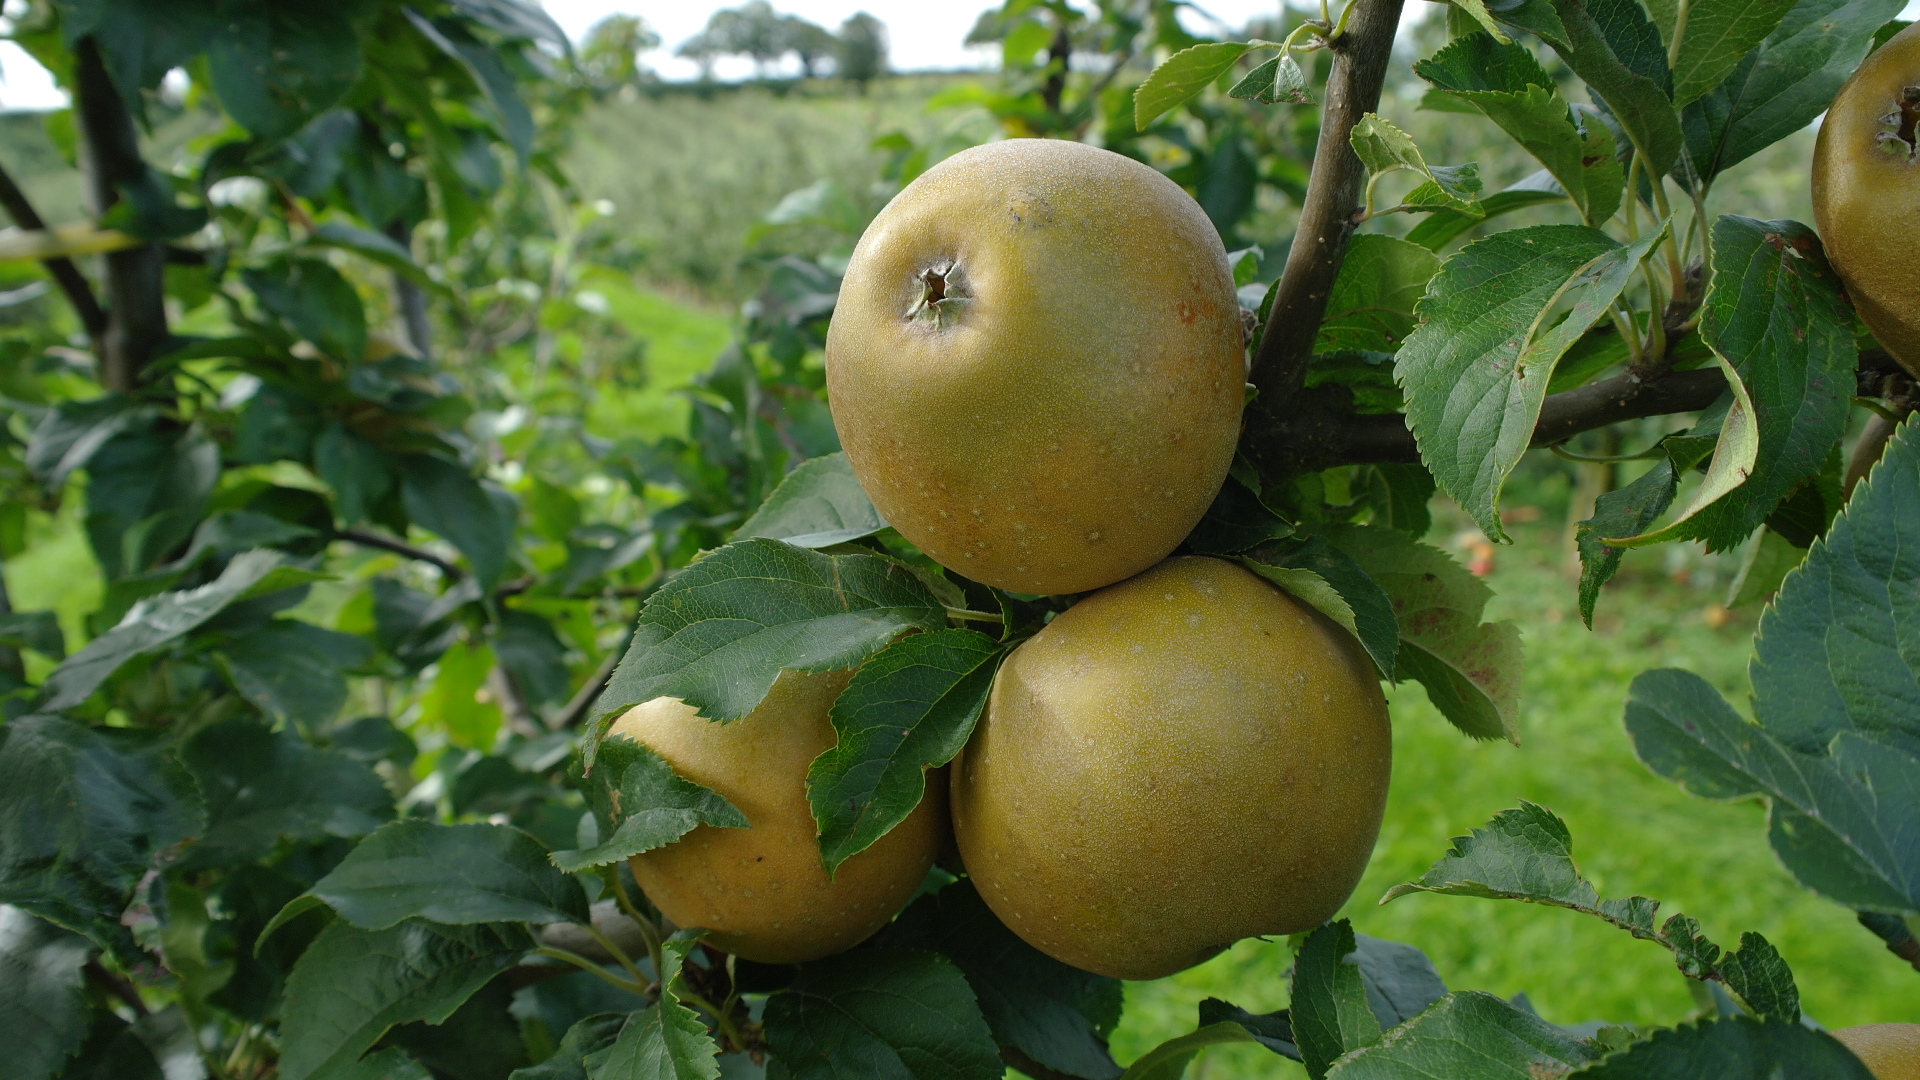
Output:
[826, 139, 1245, 597]
[613, 669, 944, 964]
[951, 557, 1392, 980]
[1814, 22, 1920, 373]
[1833, 1024, 1920, 1080]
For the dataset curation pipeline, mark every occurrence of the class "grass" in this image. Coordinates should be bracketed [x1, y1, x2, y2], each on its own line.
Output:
[1108, 498, 1916, 1077]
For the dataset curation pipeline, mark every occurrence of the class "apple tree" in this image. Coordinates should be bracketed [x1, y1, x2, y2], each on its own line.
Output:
[0, 0, 1915, 1078]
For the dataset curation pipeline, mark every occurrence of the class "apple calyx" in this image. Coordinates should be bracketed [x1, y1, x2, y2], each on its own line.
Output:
[1878, 85, 1920, 160]
[908, 260, 971, 329]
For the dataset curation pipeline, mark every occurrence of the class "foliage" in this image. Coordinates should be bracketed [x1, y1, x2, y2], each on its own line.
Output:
[0, 0, 1914, 1076]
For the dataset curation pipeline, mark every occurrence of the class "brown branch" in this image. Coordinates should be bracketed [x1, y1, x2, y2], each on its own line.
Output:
[0, 161, 108, 345]
[84, 961, 150, 1017]
[334, 527, 465, 580]
[74, 37, 169, 393]
[1858, 911, 1920, 975]
[1247, 0, 1407, 407]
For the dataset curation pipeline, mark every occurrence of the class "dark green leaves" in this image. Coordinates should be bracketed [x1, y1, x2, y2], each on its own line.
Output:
[1230, 53, 1313, 104]
[279, 920, 533, 1080]
[734, 452, 887, 548]
[1242, 536, 1400, 680]
[1575, 424, 1721, 623]
[1545, 0, 1686, 173]
[1399, 225, 1664, 540]
[1291, 922, 1381, 1078]
[809, 629, 1003, 872]
[511, 1015, 625, 1080]
[1414, 35, 1624, 225]
[1681, 0, 1907, 181]
[244, 257, 368, 363]
[1626, 669, 1920, 912]
[1384, 801, 1662, 936]
[551, 738, 747, 873]
[214, 620, 375, 727]
[0, 906, 94, 1080]
[208, 4, 362, 142]
[1568, 1015, 1873, 1078]
[399, 454, 515, 587]
[1313, 236, 1440, 355]
[1678, 218, 1856, 550]
[763, 949, 1002, 1080]
[0, 612, 64, 660]
[177, 717, 392, 869]
[1119, 1025, 1256, 1080]
[1326, 991, 1599, 1078]
[880, 881, 1124, 1080]
[40, 550, 312, 710]
[588, 539, 946, 757]
[0, 716, 200, 961]
[584, 940, 719, 1080]
[267, 822, 589, 941]
[1133, 41, 1282, 129]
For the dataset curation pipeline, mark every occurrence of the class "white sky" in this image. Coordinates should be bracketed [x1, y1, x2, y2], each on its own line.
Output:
[1, 0, 1917, 105]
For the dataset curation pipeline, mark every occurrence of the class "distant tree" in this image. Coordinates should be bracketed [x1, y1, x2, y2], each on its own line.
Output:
[580, 14, 660, 90]
[676, 30, 722, 80]
[836, 11, 888, 89]
[779, 14, 838, 78]
[702, 0, 787, 76]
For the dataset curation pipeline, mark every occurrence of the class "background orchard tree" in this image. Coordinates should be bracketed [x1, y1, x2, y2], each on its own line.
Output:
[0, 0, 1915, 1077]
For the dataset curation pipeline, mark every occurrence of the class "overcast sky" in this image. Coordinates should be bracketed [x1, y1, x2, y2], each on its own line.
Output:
[1, 0, 1917, 105]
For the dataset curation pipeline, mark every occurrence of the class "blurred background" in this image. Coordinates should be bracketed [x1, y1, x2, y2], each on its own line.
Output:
[1, 0, 1916, 1074]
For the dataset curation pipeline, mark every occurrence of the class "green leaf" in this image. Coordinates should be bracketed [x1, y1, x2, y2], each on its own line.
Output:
[56, 0, 221, 103]
[1626, 669, 1920, 912]
[1133, 42, 1272, 130]
[1726, 527, 1804, 607]
[1318, 524, 1522, 741]
[270, 821, 589, 941]
[550, 738, 747, 873]
[1575, 424, 1721, 623]
[245, 256, 368, 363]
[1229, 53, 1314, 104]
[1357, 464, 1437, 538]
[1382, 801, 1664, 938]
[586, 539, 946, 763]
[1352, 934, 1453, 1028]
[1119, 1024, 1257, 1080]
[309, 223, 452, 298]
[511, 1015, 626, 1080]
[1350, 115, 1483, 212]
[80, 422, 219, 579]
[0, 905, 93, 1080]
[449, 0, 571, 48]
[279, 919, 533, 1080]
[1404, 178, 1571, 251]
[1314, 235, 1440, 355]
[1414, 35, 1625, 225]
[1325, 991, 1600, 1079]
[0, 611, 64, 660]
[1716, 932, 1799, 1021]
[207, 4, 362, 141]
[1184, 473, 1296, 555]
[734, 452, 887, 548]
[59, 1012, 165, 1080]
[763, 949, 1002, 1080]
[25, 394, 143, 489]
[1604, 358, 1757, 547]
[214, 620, 375, 727]
[405, 13, 535, 164]
[1243, 536, 1400, 680]
[1567, 1015, 1873, 1078]
[1751, 418, 1920, 755]
[1654, 0, 1801, 104]
[1398, 224, 1665, 540]
[1676, 218, 1857, 551]
[586, 943, 719, 1080]
[1682, 0, 1908, 181]
[879, 880, 1124, 1080]
[809, 629, 1003, 872]
[399, 454, 515, 587]
[1448, 0, 1516, 42]
[1198, 999, 1298, 1060]
[314, 422, 395, 526]
[177, 717, 392, 870]
[39, 549, 293, 711]
[328, 1047, 434, 1080]
[0, 715, 201, 963]
[1545, 0, 1686, 173]
[1291, 921, 1381, 1079]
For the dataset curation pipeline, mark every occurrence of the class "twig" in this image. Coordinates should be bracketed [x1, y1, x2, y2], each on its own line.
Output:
[0, 160, 108, 345]
[1857, 911, 1920, 974]
[1844, 408, 1909, 498]
[1247, 0, 1407, 406]
[334, 527, 465, 580]
[554, 632, 630, 730]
